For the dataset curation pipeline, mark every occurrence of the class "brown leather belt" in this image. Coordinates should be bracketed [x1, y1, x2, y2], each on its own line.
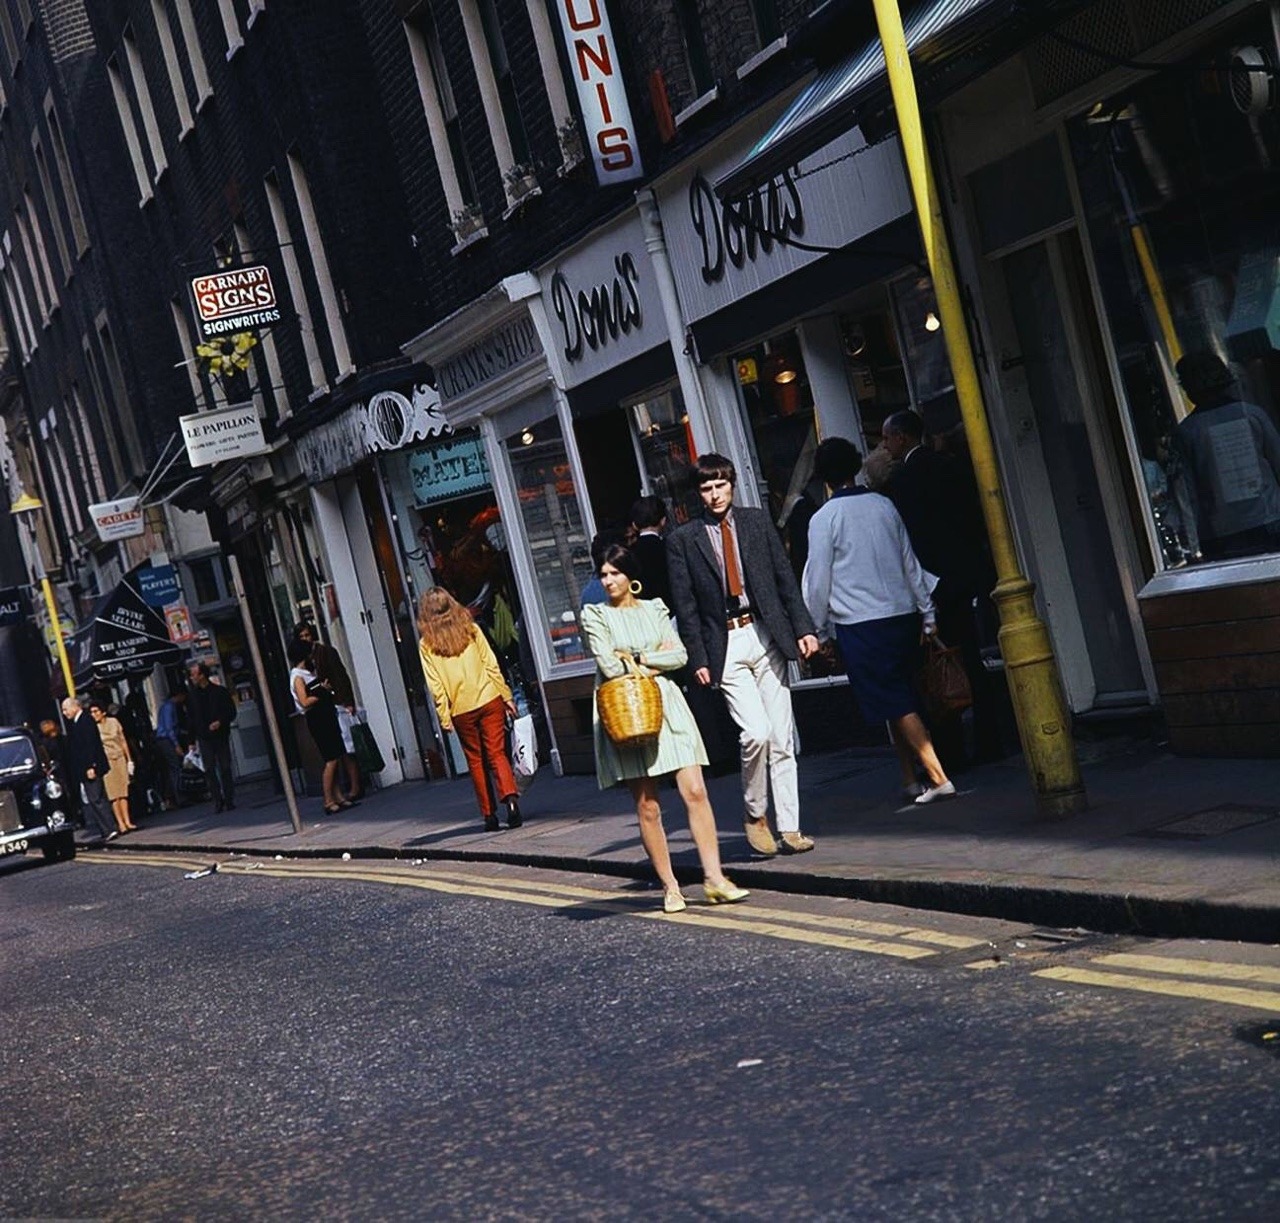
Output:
[726, 612, 754, 630]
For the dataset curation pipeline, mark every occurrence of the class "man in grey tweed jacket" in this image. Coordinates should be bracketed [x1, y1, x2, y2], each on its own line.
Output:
[667, 453, 820, 855]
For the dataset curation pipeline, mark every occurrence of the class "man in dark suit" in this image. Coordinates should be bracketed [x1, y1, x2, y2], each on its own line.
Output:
[628, 495, 671, 605]
[61, 696, 115, 842]
[883, 410, 1001, 766]
[667, 453, 820, 855]
[187, 663, 237, 812]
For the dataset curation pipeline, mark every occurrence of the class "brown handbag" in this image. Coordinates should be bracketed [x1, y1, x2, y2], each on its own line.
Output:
[596, 654, 663, 746]
[917, 635, 973, 717]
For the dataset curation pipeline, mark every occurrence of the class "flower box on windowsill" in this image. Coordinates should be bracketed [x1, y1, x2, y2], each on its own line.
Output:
[502, 184, 542, 221]
[556, 118, 586, 176]
[449, 205, 488, 253]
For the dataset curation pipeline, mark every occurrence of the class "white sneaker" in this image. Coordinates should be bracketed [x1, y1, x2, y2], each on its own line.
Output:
[914, 781, 957, 805]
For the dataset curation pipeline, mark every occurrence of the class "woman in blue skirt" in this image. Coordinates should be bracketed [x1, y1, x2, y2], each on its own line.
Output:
[803, 438, 954, 805]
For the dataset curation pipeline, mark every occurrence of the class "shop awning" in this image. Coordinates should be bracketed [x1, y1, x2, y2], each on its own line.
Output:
[69, 566, 182, 687]
[714, 0, 1091, 199]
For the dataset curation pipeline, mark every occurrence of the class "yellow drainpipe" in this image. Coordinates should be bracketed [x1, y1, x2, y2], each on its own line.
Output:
[871, 0, 1085, 815]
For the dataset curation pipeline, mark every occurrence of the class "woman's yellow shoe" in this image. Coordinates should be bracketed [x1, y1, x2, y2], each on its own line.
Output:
[703, 879, 749, 905]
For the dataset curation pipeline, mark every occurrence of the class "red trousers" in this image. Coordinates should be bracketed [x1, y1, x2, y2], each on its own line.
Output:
[453, 697, 517, 816]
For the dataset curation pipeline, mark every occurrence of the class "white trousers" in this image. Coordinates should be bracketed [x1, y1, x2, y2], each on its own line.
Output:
[718, 622, 800, 832]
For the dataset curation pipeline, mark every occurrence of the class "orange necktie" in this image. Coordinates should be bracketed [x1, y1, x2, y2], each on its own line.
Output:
[720, 519, 744, 598]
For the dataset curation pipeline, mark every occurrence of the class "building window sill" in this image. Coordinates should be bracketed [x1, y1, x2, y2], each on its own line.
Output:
[178, 122, 194, 142]
[196, 89, 213, 114]
[225, 38, 244, 62]
[736, 36, 788, 81]
[674, 86, 719, 129]
[502, 185, 542, 220]
[450, 226, 490, 256]
[247, 4, 266, 29]
[1139, 553, 1280, 599]
[307, 384, 330, 404]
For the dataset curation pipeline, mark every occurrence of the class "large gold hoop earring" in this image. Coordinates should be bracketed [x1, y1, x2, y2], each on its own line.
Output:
[629, 580, 643, 596]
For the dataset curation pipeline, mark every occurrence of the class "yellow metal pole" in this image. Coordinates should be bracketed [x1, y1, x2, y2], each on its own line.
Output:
[39, 574, 76, 699]
[871, 0, 1085, 815]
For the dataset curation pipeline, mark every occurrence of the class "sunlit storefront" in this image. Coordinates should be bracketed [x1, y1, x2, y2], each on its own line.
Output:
[938, 0, 1280, 754]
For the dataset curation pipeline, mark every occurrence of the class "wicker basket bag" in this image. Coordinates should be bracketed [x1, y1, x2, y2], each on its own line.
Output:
[596, 653, 663, 746]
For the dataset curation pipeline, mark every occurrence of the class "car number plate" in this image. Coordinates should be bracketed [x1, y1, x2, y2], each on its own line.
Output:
[0, 837, 29, 855]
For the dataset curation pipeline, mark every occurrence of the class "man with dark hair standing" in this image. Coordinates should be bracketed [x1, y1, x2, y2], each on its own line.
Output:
[628, 495, 671, 606]
[882, 409, 999, 766]
[62, 696, 115, 842]
[187, 663, 237, 812]
[667, 453, 821, 855]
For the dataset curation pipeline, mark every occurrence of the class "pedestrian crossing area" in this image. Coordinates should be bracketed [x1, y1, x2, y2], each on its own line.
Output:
[80, 853, 1280, 1016]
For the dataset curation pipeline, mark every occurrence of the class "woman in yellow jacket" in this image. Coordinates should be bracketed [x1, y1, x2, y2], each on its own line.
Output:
[418, 588, 520, 831]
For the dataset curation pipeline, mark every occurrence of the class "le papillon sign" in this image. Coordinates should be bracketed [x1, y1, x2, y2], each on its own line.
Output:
[190, 263, 282, 340]
[551, 0, 642, 186]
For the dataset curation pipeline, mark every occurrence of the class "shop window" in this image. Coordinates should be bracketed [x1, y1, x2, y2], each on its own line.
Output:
[504, 417, 595, 665]
[733, 329, 820, 574]
[1070, 15, 1280, 568]
[627, 387, 702, 524]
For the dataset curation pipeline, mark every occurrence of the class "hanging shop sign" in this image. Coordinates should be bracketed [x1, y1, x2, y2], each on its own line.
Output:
[0, 586, 24, 627]
[658, 118, 912, 324]
[137, 563, 181, 608]
[180, 403, 270, 468]
[87, 496, 145, 543]
[189, 263, 282, 340]
[166, 605, 194, 644]
[408, 435, 491, 506]
[68, 567, 182, 684]
[549, 0, 643, 187]
[296, 384, 449, 483]
[539, 212, 664, 387]
[435, 317, 541, 403]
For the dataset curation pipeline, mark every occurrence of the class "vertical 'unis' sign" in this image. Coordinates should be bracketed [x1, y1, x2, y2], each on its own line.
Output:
[551, 0, 642, 186]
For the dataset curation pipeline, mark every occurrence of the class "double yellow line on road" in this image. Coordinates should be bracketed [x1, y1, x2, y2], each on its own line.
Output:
[80, 853, 983, 961]
[1034, 954, 1280, 1014]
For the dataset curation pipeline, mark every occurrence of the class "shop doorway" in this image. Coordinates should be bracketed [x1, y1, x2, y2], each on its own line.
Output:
[991, 231, 1148, 708]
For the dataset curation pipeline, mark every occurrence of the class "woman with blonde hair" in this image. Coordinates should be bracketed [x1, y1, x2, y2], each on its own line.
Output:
[418, 587, 521, 831]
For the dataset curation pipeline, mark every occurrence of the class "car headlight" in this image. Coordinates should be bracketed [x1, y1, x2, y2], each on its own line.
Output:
[45, 778, 63, 800]
[30, 794, 42, 811]
[47, 811, 67, 829]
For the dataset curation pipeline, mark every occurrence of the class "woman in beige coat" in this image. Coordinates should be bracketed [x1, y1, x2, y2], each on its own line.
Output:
[91, 701, 136, 833]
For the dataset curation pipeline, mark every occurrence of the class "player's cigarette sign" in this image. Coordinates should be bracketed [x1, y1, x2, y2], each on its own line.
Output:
[190, 264, 282, 339]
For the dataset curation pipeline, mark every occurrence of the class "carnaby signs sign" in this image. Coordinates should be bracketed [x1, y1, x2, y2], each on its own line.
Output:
[190, 263, 282, 340]
[180, 403, 269, 468]
[87, 496, 145, 543]
[550, 0, 642, 186]
[658, 117, 911, 323]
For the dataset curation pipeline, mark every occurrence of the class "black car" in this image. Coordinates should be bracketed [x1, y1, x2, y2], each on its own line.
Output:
[0, 725, 75, 864]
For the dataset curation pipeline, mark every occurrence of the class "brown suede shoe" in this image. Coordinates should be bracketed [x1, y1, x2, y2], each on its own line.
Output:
[779, 831, 815, 854]
[744, 818, 778, 856]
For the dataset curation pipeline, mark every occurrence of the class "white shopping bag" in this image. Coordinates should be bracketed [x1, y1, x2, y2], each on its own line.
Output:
[335, 705, 358, 755]
[183, 746, 205, 773]
[509, 714, 538, 792]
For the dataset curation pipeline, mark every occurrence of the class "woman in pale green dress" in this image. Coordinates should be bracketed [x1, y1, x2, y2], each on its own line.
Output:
[580, 539, 748, 914]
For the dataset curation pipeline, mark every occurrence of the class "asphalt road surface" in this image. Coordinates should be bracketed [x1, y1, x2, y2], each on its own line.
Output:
[3, 851, 1279, 1220]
